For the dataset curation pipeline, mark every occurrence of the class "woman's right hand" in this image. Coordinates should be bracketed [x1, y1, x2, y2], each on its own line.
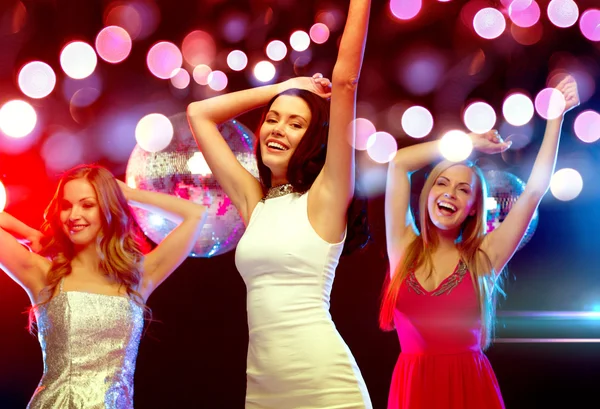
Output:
[284, 74, 332, 99]
[471, 129, 512, 155]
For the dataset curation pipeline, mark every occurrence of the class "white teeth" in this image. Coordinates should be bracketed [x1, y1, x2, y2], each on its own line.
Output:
[267, 141, 288, 151]
[438, 201, 457, 212]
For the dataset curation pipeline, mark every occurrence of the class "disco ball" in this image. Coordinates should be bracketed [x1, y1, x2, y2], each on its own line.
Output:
[126, 113, 258, 257]
[484, 170, 538, 251]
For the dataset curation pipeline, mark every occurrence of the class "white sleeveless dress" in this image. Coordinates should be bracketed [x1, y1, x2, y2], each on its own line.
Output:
[235, 191, 372, 409]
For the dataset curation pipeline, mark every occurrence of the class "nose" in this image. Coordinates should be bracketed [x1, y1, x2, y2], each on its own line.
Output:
[443, 191, 455, 199]
[271, 122, 284, 136]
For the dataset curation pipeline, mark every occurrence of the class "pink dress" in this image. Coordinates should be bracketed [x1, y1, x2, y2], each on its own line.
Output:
[389, 261, 505, 409]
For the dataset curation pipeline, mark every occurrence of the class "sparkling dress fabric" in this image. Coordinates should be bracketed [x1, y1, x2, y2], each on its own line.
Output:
[235, 192, 372, 409]
[389, 262, 505, 409]
[27, 280, 144, 409]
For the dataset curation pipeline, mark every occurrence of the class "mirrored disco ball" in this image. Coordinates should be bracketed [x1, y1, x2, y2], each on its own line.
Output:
[484, 170, 538, 251]
[126, 113, 258, 257]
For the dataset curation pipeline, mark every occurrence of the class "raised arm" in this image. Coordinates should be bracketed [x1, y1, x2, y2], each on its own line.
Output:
[118, 181, 207, 299]
[186, 78, 330, 224]
[313, 0, 371, 212]
[483, 76, 579, 273]
[0, 212, 49, 298]
[386, 141, 443, 272]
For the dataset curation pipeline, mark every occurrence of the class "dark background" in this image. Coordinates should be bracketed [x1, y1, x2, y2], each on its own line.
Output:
[1, 0, 600, 408]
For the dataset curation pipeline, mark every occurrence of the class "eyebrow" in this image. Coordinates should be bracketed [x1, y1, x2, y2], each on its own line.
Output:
[438, 176, 472, 188]
[267, 110, 308, 123]
[62, 197, 96, 203]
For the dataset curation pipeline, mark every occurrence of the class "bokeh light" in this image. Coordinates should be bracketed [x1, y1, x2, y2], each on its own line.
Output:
[18, 61, 56, 99]
[103, 1, 159, 41]
[41, 130, 84, 172]
[170, 68, 190, 89]
[366, 132, 398, 164]
[135, 113, 174, 153]
[573, 110, 600, 143]
[266, 40, 288, 61]
[147, 41, 183, 79]
[511, 22, 544, 45]
[579, 9, 600, 42]
[227, 50, 248, 71]
[62, 73, 103, 106]
[509, 0, 541, 28]
[0, 100, 37, 138]
[193, 64, 212, 85]
[60, 41, 98, 79]
[550, 168, 583, 201]
[463, 101, 497, 133]
[0, 180, 6, 212]
[503, 93, 534, 126]
[397, 48, 446, 96]
[547, 0, 579, 28]
[350, 118, 376, 150]
[208, 70, 228, 91]
[439, 130, 473, 162]
[402, 106, 434, 138]
[290, 30, 310, 52]
[254, 61, 276, 82]
[473, 7, 506, 39]
[95, 25, 132, 63]
[221, 12, 249, 43]
[535, 87, 566, 120]
[390, 0, 422, 20]
[182, 30, 217, 67]
[310, 23, 330, 44]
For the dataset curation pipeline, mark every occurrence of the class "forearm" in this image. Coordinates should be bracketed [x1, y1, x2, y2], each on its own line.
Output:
[392, 140, 443, 174]
[525, 117, 563, 197]
[0, 212, 39, 238]
[332, 0, 371, 85]
[126, 189, 205, 224]
[187, 81, 289, 125]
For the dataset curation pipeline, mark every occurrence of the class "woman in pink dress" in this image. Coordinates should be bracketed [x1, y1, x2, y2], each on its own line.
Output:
[380, 76, 579, 409]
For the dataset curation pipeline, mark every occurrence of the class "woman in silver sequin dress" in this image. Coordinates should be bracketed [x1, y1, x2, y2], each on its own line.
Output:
[0, 164, 207, 409]
[187, 1, 372, 408]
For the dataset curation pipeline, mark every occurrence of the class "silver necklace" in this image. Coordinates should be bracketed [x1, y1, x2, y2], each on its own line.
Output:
[263, 183, 295, 201]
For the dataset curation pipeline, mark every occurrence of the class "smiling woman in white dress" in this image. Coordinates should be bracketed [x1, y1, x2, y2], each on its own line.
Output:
[186, 1, 372, 407]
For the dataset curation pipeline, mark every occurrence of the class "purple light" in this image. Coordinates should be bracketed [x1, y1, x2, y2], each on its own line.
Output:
[579, 9, 600, 42]
[390, 0, 422, 21]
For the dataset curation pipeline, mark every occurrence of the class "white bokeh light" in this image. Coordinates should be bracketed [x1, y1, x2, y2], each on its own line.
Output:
[535, 88, 566, 120]
[463, 102, 496, 134]
[402, 106, 434, 138]
[439, 130, 473, 162]
[135, 113, 174, 152]
[366, 132, 398, 163]
[473, 8, 506, 40]
[266, 40, 287, 61]
[254, 61, 276, 82]
[227, 50, 248, 71]
[550, 168, 583, 201]
[547, 0, 579, 28]
[208, 70, 228, 91]
[290, 30, 310, 52]
[18, 61, 56, 99]
[60, 41, 98, 79]
[170, 68, 190, 89]
[503, 93, 534, 126]
[0, 100, 37, 138]
[193, 64, 212, 85]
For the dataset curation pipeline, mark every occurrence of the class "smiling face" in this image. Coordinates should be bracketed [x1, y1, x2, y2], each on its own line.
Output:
[258, 94, 312, 184]
[59, 178, 103, 249]
[426, 164, 479, 234]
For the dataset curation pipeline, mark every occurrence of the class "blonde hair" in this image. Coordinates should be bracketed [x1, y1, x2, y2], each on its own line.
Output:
[29, 164, 149, 330]
[379, 160, 504, 349]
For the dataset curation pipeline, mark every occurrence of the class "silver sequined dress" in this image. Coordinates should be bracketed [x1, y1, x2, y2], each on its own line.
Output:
[27, 279, 145, 409]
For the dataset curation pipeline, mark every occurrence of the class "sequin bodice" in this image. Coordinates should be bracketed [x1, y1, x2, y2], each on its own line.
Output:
[27, 288, 144, 409]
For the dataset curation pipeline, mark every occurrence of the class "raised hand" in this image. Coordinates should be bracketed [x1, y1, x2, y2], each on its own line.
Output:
[556, 75, 580, 113]
[470, 129, 512, 155]
[285, 73, 332, 99]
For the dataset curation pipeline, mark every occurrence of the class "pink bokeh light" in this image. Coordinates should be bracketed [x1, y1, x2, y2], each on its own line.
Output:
[509, 0, 540, 28]
[390, 0, 422, 21]
[147, 41, 183, 80]
[350, 118, 376, 150]
[95, 26, 132, 63]
[534, 88, 566, 120]
[579, 9, 600, 42]
[573, 110, 600, 143]
[310, 23, 330, 44]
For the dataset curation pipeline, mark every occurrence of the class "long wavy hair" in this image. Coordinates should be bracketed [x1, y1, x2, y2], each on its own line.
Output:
[379, 160, 504, 349]
[29, 165, 148, 330]
[255, 88, 369, 255]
